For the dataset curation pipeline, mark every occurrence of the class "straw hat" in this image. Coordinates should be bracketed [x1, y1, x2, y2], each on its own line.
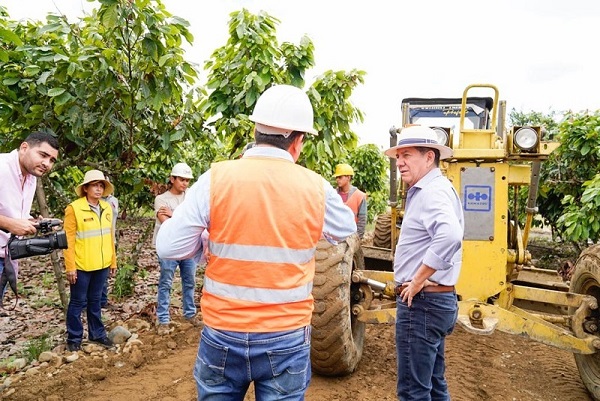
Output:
[75, 170, 114, 198]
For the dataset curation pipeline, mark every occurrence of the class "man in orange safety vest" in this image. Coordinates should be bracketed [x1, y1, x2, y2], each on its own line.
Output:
[156, 84, 356, 401]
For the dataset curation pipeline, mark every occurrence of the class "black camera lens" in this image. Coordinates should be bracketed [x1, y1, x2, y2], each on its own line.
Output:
[8, 230, 69, 260]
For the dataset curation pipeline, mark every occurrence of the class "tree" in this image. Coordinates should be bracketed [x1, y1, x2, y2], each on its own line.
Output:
[332, 144, 388, 224]
[509, 109, 561, 229]
[202, 9, 365, 175]
[550, 111, 600, 249]
[510, 108, 600, 250]
[0, 0, 212, 308]
[0, 0, 210, 216]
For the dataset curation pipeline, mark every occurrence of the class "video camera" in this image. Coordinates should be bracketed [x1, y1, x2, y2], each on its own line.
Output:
[7, 218, 68, 260]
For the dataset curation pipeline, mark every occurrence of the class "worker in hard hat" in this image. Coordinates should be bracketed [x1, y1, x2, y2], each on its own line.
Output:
[334, 163, 367, 238]
[156, 84, 357, 400]
[153, 162, 201, 335]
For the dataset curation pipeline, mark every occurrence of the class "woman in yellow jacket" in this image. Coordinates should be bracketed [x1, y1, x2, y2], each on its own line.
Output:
[64, 170, 117, 352]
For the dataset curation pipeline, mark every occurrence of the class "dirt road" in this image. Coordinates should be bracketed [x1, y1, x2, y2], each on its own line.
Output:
[1, 221, 592, 400]
[5, 319, 592, 401]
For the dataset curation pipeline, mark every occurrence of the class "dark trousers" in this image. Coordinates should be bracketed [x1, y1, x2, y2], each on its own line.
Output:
[66, 267, 109, 344]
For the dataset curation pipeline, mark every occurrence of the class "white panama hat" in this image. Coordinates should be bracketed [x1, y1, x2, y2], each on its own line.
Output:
[384, 125, 453, 160]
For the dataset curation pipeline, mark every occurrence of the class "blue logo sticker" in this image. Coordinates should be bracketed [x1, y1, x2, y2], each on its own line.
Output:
[464, 185, 492, 212]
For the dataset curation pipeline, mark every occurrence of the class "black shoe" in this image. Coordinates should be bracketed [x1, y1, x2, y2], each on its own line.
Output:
[67, 342, 81, 352]
[102, 302, 119, 311]
[90, 337, 114, 348]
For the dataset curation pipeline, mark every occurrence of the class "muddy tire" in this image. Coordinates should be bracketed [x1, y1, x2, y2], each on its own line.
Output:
[373, 212, 392, 248]
[569, 244, 600, 400]
[311, 234, 366, 376]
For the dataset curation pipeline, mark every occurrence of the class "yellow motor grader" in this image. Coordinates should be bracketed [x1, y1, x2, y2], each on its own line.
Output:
[310, 83, 600, 400]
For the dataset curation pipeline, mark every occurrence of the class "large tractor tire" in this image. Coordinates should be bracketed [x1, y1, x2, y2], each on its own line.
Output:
[311, 233, 366, 376]
[569, 244, 600, 400]
[373, 212, 392, 249]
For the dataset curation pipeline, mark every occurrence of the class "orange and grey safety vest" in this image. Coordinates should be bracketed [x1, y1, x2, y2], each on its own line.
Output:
[344, 187, 366, 223]
[202, 157, 326, 332]
[64, 197, 115, 272]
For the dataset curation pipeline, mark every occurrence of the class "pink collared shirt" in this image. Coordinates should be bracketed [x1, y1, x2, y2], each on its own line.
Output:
[0, 149, 37, 250]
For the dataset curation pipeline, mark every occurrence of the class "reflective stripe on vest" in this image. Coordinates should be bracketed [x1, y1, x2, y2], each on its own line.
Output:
[209, 241, 316, 264]
[203, 157, 325, 332]
[76, 227, 112, 239]
[204, 276, 313, 304]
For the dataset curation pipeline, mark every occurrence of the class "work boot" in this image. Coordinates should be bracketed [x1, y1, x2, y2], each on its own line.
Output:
[184, 315, 203, 328]
[157, 323, 170, 336]
[66, 342, 81, 352]
[90, 336, 115, 349]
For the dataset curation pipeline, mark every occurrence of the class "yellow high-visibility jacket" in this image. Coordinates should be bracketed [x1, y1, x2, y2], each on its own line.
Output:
[64, 197, 116, 272]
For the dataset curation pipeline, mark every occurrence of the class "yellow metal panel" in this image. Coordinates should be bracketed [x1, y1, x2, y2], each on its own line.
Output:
[357, 308, 396, 324]
[452, 148, 507, 160]
[359, 270, 395, 283]
[508, 165, 531, 185]
[448, 163, 509, 301]
[458, 241, 507, 300]
[540, 141, 560, 155]
[458, 300, 597, 354]
[512, 285, 593, 308]
[461, 131, 496, 149]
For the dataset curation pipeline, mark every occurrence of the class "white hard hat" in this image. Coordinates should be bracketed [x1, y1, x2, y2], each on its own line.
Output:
[170, 162, 193, 179]
[249, 85, 317, 135]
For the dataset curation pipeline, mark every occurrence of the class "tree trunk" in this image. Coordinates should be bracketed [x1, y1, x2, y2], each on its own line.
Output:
[36, 178, 68, 313]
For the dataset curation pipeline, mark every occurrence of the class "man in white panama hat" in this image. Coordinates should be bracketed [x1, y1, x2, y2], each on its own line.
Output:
[385, 125, 464, 400]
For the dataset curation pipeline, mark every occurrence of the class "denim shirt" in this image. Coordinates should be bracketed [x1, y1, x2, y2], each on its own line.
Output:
[393, 168, 464, 285]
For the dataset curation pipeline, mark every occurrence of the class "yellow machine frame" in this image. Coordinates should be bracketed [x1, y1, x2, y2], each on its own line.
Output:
[356, 84, 599, 357]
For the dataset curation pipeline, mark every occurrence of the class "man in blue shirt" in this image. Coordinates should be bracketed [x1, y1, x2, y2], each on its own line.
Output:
[384, 125, 464, 401]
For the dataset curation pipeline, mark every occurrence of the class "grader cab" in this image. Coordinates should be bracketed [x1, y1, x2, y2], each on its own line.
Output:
[310, 83, 600, 400]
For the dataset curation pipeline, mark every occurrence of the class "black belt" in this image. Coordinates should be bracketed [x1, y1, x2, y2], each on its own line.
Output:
[395, 284, 455, 295]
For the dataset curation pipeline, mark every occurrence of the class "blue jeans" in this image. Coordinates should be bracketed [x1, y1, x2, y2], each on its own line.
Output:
[66, 267, 110, 345]
[157, 257, 197, 324]
[396, 291, 458, 401]
[194, 325, 311, 401]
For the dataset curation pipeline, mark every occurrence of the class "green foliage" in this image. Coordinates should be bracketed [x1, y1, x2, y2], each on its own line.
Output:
[558, 174, 600, 243]
[21, 334, 53, 363]
[1, 4, 366, 218]
[512, 108, 600, 247]
[138, 268, 149, 280]
[303, 70, 365, 175]
[335, 144, 388, 223]
[202, 9, 365, 175]
[41, 272, 55, 288]
[112, 263, 136, 299]
[0, 0, 210, 217]
[0, 356, 18, 376]
[508, 109, 561, 229]
[545, 111, 600, 247]
[203, 9, 310, 156]
[509, 108, 560, 140]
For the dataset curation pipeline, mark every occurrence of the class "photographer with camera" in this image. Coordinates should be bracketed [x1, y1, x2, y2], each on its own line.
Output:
[63, 170, 117, 352]
[0, 131, 59, 303]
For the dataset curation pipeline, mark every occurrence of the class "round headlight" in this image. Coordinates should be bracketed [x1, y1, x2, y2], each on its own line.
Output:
[514, 127, 538, 151]
[432, 127, 449, 146]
